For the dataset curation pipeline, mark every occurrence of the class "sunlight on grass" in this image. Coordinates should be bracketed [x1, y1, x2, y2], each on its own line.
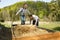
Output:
[0, 22, 11, 28]
[0, 22, 60, 31]
[39, 22, 60, 31]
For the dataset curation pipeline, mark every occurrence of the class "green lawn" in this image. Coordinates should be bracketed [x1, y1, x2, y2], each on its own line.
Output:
[0, 22, 11, 28]
[39, 22, 60, 31]
[0, 22, 60, 31]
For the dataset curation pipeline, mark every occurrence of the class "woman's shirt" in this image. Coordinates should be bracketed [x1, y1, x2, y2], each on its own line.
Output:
[16, 8, 31, 16]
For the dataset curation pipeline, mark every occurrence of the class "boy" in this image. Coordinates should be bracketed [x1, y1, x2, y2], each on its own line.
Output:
[16, 3, 31, 25]
[29, 14, 39, 27]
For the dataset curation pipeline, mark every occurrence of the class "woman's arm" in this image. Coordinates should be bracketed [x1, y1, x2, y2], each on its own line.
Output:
[16, 8, 23, 15]
[26, 9, 31, 15]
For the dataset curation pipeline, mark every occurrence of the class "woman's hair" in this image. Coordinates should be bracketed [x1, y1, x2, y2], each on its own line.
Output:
[23, 3, 27, 6]
[22, 3, 28, 9]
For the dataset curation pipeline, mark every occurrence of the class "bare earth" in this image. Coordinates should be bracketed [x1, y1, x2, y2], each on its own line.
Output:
[12, 32, 60, 40]
[12, 25, 60, 40]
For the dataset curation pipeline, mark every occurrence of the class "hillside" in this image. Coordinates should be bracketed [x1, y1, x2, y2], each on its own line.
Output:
[0, 0, 60, 21]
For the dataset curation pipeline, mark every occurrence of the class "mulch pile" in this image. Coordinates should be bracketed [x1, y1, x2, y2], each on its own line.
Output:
[12, 25, 48, 38]
[0, 24, 60, 40]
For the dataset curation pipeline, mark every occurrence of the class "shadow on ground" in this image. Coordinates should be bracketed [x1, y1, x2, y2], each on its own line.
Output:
[53, 26, 60, 31]
[38, 27, 55, 32]
[0, 23, 12, 40]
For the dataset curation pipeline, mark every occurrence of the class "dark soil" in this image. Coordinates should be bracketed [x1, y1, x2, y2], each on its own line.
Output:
[0, 24, 12, 40]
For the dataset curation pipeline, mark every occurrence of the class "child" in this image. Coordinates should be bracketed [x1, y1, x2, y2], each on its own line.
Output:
[16, 3, 31, 25]
[29, 14, 39, 27]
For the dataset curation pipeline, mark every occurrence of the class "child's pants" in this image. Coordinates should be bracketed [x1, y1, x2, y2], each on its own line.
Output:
[33, 20, 39, 26]
[21, 15, 25, 25]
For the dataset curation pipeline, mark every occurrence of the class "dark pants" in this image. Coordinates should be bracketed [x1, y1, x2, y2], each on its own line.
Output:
[33, 20, 39, 26]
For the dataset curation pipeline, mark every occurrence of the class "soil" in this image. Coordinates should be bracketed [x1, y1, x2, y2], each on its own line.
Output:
[12, 32, 60, 40]
[0, 24, 60, 40]
[0, 24, 12, 40]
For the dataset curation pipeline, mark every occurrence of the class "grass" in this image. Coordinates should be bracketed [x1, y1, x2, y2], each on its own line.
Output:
[0, 21, 60, 31]
[0, 22, 11, 28]
[39, 22, 60, 31]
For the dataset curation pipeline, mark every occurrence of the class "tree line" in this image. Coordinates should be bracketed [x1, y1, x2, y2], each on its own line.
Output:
[0, 0, 60, 21]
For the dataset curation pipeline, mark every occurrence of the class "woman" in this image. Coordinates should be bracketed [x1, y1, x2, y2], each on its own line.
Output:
[16, 3, 31, 25]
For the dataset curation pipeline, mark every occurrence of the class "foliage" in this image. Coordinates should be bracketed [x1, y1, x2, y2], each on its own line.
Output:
[0, 0, 60, 21]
